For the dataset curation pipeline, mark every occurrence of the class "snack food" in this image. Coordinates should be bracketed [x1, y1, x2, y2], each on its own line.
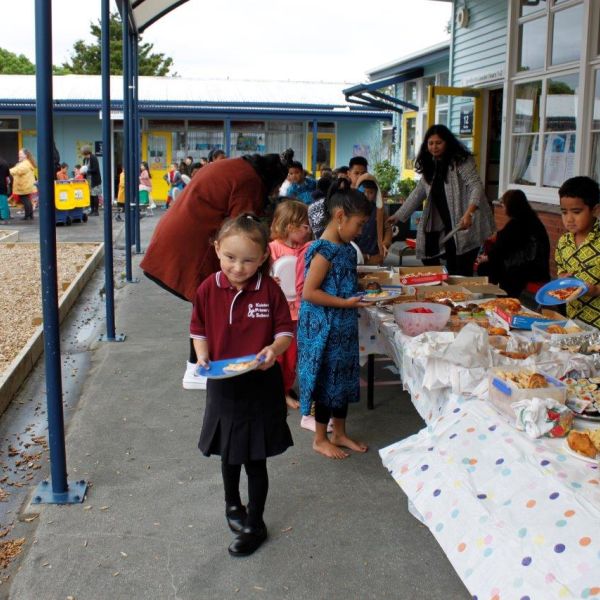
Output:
[499, 351, 529, 360]
[488, 326, 508, 336]
[223, 360, 257, 372]
[546, 324, 566, 334]
[425, 290, 470, 302]
[567, 431, 598, 458]
[480, 298, 522, 313]
[496, 370, 547, 389]
[365, 281, 382, 293]
[547, 286, 582, 301]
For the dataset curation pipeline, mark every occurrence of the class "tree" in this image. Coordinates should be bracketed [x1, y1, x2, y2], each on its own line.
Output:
[0, 48, 35, 74]
[61, 11, 174, 76]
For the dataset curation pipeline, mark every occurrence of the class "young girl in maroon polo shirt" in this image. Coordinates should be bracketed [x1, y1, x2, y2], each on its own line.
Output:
[190, 214, 294, 557]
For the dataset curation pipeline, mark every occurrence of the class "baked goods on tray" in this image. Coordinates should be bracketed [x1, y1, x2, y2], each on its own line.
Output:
[495, 370, 548, 389]
[567, 430, 599, 459]
[480, 297, 521, 313]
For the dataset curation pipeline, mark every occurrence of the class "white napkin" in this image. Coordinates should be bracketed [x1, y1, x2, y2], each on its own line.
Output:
[511, 397, 563, 439]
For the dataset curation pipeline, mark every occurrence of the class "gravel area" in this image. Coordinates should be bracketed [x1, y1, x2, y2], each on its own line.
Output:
[0, 243, 100, 373]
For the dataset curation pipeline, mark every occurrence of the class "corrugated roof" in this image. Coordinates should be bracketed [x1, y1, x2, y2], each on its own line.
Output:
[0, 75, 360, 107]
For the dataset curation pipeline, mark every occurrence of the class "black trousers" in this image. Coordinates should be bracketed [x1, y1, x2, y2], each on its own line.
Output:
[90, 195, 99, 214]
[314, 401, 348, 424]
[221, 459, 268, 528]
[18, 194, 33, 218]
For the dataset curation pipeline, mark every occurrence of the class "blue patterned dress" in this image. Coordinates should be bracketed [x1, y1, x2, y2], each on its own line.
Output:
[297, 239, 360, 416]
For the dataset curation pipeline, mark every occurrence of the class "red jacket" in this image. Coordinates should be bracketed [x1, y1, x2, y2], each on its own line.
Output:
[140, 158, 266, 301]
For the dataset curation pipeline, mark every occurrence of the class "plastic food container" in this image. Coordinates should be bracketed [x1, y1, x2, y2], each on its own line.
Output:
[531, 319, 597, 345]
[393, 302, 451, 336]
[488, 367, 567, 420]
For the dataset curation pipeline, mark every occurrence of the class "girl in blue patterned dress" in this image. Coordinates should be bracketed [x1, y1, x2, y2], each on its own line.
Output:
[297, 179, 372, 459]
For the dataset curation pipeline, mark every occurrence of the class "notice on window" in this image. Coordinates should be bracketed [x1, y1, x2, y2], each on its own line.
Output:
[543, 133, 576, 188]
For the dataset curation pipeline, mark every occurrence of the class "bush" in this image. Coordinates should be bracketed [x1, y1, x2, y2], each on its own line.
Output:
[397, 178, 417, 200]
[372, 160, 400, 195]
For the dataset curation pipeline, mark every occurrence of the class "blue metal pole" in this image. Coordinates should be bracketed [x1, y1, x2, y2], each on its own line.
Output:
[127, 33, 136, 251]
[133, 36, 141, 254]
[32, 0, 86, 505]
[311, 120, 318, 176]
[122, 4, 133, 281]
[34, 0, 67, 495]
[224, 118, 231, 157]
[100, 0, 117, 340]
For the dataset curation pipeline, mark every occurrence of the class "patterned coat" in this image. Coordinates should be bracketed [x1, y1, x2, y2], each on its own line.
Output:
[392, 157, 496, 259]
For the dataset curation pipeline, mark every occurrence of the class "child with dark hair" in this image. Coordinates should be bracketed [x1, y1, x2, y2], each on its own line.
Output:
[348, 156, 368, 188]
[307, 176, 334, 239]
[555, 176, 600, 328]
[297, 178, 371, 459]
[476, 189, 550, 297]
[287, 160, 316, 205]
[56, 163, 69, 181]
[191, 213, 294, 556]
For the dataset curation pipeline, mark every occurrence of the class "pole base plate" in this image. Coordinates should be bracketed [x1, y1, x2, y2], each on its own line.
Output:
[98, 333, 126, 342]
[32, 479, 88, 505]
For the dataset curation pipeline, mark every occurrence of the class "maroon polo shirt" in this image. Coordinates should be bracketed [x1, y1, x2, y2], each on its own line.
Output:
[190, 271, 293, 361]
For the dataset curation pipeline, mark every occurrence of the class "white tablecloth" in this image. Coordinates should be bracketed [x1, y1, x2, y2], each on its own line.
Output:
[360, 308, 600, 598]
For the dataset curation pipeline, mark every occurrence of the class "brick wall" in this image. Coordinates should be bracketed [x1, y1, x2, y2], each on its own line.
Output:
[493, 203, 564, 279]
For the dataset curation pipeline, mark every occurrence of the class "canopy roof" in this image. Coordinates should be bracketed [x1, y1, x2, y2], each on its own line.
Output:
[117, 0, 190, 33]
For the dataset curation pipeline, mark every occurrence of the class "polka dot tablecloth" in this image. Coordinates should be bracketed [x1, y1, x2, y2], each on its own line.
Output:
[380, 398, 600, 599]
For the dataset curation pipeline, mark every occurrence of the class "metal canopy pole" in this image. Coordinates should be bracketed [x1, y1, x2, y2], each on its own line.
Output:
[311, 120, 318, 176]
[127, 33, 137, 254]
[224, 118, 231, 157]
[133, 35, 142, 254]
[99, 0, 125, 343]
[32, 0, 86, 505]
[122, 3, 134, 282]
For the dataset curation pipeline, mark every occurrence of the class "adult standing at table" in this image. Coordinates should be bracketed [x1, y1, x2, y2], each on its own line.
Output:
[10, 148, 36, 221]
[140, 153, 288, 389]
[388, 124, 495, 276]
[80, 145, 102, 216]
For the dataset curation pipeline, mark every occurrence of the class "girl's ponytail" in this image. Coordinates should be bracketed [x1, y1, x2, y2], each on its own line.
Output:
[324, 178, 371, 221]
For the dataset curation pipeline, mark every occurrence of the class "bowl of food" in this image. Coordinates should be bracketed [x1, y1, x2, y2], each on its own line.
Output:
[393, 302, 451, 336]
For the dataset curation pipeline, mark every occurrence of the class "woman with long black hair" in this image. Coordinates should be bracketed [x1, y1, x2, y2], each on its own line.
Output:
[388, 124, 495, 276]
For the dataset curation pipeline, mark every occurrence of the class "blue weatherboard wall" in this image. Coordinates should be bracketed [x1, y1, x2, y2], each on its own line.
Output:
[450, 0, 508, 132]
[336, 120, 383, 168]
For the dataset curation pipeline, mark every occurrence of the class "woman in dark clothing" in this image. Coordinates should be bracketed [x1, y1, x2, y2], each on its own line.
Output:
[476, 189, 550, 297]
[81, 145, 102, 216]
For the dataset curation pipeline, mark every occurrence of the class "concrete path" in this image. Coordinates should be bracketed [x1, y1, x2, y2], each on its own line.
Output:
[4, 211, 469, 600]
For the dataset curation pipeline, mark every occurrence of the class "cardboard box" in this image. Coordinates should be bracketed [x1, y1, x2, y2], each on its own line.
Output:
[488, 368, 566, 420]
[493, 306, 562, 330]
[416, 285, 474, 302]
[394, 265, 448, 286]
[445, 276, 507, 296]
[358, 271, 404, 288]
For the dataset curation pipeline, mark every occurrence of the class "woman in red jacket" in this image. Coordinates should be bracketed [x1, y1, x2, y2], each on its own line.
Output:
[141, 153, 288, 389]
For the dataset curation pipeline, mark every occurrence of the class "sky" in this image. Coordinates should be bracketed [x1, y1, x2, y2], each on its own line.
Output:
[4, 0, 451, 83]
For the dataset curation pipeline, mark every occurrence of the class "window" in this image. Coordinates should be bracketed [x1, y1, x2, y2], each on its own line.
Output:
[0, 119, 18, 130]
[405, 81, 418, 105]
[230, 121, 265, 158]
[265, 121, 305, 163]
[436, 71, 449, 106]
[404, 116, 417, 170]
[517, 1, 583, 72]
[187, 121, 224, 160]
[422, 76, 435, 108]
[590, 71, 600, 181]
[510, 74, 578, 187]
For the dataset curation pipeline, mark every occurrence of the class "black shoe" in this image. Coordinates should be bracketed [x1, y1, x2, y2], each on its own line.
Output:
[228, 523, 267, 557]
[225, 505, 247, 533]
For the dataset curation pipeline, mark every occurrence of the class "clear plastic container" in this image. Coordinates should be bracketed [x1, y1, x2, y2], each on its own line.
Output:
[393, 302, 451, 337]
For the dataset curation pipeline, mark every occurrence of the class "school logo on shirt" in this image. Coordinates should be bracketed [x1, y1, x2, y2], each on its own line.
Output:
[247, 302, 270, 318]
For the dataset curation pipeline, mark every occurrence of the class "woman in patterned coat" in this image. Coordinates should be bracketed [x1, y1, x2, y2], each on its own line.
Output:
[389, 124, 495, 276]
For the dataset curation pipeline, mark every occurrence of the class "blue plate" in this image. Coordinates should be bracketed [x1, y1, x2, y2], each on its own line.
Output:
[195, 354, 264, 379]
[357, 288, 405, 303]
[535, 278, 589, 306]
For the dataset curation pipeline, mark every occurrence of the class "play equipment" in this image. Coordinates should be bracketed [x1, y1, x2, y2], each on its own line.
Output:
[54, 180, 90, 225]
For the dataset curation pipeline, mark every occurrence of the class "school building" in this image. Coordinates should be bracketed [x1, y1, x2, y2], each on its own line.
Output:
[350, 0, 600, 258]
[0, 74, 391, 202]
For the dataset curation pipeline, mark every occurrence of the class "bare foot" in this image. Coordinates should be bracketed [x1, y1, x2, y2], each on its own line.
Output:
[313, 438, 349, 459]
[331, 434, 368, 453]
[285, 395, 300, 410]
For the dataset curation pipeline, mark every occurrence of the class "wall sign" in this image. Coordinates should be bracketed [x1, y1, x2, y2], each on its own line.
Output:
[94, 141, 103, 157]
[459, 106, 474, 135]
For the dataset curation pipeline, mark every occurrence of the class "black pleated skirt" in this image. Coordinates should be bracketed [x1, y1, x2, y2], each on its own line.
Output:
[198, 364, 293, 465]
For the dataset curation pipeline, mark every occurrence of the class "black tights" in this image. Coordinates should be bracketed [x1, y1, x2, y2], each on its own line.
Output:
[189, 338, 197, 363]
[221, 459, 268, 528]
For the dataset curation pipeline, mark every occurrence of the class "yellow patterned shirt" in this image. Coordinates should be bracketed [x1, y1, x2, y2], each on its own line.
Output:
[555, 218, 600, 328]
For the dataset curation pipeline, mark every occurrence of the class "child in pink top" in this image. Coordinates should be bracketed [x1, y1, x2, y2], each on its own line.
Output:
[269, 200, 312, 409]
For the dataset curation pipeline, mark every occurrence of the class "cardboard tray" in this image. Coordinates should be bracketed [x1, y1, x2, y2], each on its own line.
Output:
[394, 265, 448, 286]
[493, 306, 562, 330]
[445, 276, 507, 296]
[416, 285, 474, 302]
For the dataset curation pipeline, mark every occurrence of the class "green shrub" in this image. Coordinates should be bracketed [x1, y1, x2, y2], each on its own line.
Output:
[397, 178, 417, 199]
[372, 160, 400, 195]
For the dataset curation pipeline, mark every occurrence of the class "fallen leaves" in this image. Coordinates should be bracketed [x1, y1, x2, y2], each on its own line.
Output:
[0, 538, 25, 570]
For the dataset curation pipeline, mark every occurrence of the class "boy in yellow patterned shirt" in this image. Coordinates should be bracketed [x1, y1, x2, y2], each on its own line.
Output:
[555, 176, 600, 329]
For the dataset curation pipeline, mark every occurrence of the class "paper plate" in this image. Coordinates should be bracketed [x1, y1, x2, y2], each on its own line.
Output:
[195, 354, 264, 379]
[357, 289, 405, 303]
[271, 255, 297, 301]
[562, 439, 599, 464]
[535, 278, 588, 306]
